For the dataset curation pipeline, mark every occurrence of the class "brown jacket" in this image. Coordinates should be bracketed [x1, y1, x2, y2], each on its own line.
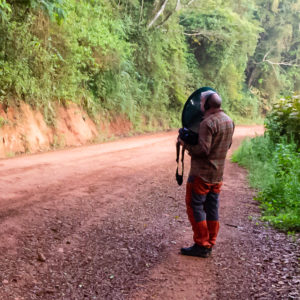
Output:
[186, 109, 234, 184]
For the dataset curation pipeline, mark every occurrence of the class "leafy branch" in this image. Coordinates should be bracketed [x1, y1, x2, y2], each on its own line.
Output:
[0, 0, 11, 22]
[147, 0, 169, 29]
[257, 49, 300, 67]
[147, 0, 198, 29]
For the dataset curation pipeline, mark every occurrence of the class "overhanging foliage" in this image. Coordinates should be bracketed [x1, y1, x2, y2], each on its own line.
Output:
[0, 0, 299, 127]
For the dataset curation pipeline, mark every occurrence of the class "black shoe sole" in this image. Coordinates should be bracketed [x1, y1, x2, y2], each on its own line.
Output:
[180, 249, 211, 258]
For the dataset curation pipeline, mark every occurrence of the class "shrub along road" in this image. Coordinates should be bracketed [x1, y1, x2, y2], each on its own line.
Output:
[0, 126, 299, 300]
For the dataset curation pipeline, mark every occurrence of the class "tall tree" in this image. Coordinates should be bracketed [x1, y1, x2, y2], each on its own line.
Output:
[246, 0, 300, 109]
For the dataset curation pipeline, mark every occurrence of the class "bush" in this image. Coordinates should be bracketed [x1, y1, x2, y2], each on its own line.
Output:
[232, 136, 300, 231]
[265, 95, 300, 145]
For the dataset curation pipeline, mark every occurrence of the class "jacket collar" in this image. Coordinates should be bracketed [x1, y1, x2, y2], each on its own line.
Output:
[204, 108, 222, 118]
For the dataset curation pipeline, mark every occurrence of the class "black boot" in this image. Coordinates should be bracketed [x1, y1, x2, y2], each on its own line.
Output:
[180, 244, 212, 258]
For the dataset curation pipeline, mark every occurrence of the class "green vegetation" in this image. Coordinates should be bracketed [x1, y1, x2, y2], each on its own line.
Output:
[1, 0, 299, 128]
[265, 95, 300, 145]
[180, 4, 261, 118]
[246, 0, 300, 109]
[0, 0, 191, 127]
[232, 95, 300, 231]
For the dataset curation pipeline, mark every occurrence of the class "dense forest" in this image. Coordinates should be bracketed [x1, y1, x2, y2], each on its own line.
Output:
[0, 0, 300, 127]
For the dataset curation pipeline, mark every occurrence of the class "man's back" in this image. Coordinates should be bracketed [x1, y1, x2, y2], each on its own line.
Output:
[189, 109, 234, 183]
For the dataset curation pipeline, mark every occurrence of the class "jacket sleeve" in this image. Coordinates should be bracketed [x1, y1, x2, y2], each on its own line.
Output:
[228, 121, 235, 149]
[186, 121, 213, 157]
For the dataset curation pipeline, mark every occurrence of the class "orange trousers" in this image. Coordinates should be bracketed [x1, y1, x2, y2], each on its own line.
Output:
[185, 176, 222, 248]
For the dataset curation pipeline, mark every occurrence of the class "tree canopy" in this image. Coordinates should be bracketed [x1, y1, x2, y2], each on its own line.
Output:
[0, 0, 299, 126]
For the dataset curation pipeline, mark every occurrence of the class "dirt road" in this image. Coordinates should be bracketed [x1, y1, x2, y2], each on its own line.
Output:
[0, 126, 299, 300]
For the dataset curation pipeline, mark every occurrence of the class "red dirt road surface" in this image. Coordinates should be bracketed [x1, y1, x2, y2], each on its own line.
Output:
[0, 126, 299, 300]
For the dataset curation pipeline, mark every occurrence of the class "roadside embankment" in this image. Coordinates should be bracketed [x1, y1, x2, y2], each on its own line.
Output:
[0, 102, 133, 158]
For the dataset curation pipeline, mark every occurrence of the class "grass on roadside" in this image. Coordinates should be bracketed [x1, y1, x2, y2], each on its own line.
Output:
[232, 135, 300, 231]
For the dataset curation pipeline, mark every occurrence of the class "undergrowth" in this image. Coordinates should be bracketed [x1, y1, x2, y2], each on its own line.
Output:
[232, 135, 300, 231]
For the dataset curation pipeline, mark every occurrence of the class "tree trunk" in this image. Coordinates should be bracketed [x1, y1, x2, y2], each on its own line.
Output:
[147, 0, 169, 29]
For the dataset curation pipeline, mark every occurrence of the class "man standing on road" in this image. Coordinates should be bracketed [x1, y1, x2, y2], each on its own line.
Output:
[178, 92, 234, 258]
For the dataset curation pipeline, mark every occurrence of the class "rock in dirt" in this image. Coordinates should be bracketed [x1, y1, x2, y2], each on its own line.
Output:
[37, 251, 46, 262]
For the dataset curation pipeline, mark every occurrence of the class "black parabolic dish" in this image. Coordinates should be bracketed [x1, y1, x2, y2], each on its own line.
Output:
[182, 86, 216, 133]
